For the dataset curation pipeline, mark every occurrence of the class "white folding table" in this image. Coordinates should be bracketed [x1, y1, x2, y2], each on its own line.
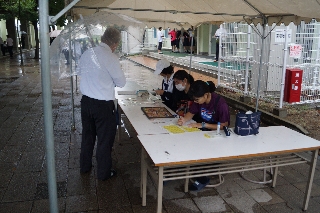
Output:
[115, 82, 320, 213]
[138, 126, 320, 213]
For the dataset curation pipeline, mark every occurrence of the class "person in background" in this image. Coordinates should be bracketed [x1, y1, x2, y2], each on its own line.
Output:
[175, 29, 181, 53]
[177, 80, 230, 191]
[157, 27, 164, 54]
[188, 26, 194, 43]
[6, 35, 14, 58]
[21, 35, 26, 49]
[0, 37, 4, 56]
[183, 30, 190, 53]
[214, 24, 227, 62]
[188, 26, 196, 54]
[168, 28, 177, 53]
[79, 27, 126, 181]
[61, 38, 70, 65]
[50, 37, 56, 45]
[81, 40, 88, 54]
[72, 40, 82, 66]
[3, 41, 7, 55]
[154, 59, 177, 110]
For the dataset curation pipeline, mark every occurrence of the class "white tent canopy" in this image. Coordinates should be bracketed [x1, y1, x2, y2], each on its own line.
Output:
[39, 1, 320, 212]
[73, 0, 320, 28]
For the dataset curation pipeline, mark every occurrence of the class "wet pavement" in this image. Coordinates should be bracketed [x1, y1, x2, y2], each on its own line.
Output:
[1, 49, 320, 212]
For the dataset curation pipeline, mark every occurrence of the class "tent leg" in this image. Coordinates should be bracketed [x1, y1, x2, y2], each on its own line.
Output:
[188, 36, 194, 74]
[279, 26, 289, 108]
[255, 23, 266, 112]
[39, 1, 59, 213]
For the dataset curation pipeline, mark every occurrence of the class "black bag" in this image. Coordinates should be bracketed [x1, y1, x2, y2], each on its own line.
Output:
[234, 111, 261, 136]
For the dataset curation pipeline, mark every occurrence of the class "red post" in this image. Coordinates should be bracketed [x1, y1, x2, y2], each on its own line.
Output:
[283, 69, 303, 103]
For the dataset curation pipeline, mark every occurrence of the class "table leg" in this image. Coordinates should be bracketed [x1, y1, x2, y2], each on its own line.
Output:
[141, 149, 147, 206]
[184, 166, 190, 192]
[272, 156, 279, 188]
[272, 166, 278, 188]
[303, 149, 319, 210]
[157, 167, 164, 213]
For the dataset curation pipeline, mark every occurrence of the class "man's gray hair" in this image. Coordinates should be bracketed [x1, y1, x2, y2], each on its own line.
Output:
[101, 27, 121, 46]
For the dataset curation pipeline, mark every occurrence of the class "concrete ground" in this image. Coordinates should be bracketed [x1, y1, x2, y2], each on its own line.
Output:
[1, 49, 320, 213]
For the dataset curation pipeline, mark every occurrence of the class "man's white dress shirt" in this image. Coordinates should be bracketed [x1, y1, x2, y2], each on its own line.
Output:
[79, 42, 126, 101]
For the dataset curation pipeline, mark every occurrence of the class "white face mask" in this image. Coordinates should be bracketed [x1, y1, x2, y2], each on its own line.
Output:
[175, 83, 186, 91]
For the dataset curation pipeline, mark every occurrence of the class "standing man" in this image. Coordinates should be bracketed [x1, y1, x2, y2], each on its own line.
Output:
[157, 27, 164, 54]
[0, 37, 4, 56]
[78, 27, 126, 181]
[6, 35, 14, 58]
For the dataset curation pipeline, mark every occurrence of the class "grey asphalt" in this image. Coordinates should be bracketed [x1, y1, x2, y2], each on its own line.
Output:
[1, 49, 320, 213]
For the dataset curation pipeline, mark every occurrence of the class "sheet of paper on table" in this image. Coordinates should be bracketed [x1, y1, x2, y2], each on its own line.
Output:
[162, 120, 199, 134]
[117, 91, 137, 95]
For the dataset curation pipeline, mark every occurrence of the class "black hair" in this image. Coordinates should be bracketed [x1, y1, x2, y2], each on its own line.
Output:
[173, 70, 194, 84]
[188, 80, 216, 99]
[158, 27, 162, 30]
[160, 65, 174, 75]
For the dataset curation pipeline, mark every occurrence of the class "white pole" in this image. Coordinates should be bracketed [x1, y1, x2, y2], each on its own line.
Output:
[313, 29, 320, 87]
[39, 0, 58, 212]
[244, 25, 251, 94]
[279, 26, 289, 108]
[188, 34, 193, 74]
[217, 32, 222, 85]
[68, 19, 75, 130]
[255, 23, 266, 112]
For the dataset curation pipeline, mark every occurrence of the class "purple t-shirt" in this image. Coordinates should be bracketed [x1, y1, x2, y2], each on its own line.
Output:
[189, 93, 230, 125]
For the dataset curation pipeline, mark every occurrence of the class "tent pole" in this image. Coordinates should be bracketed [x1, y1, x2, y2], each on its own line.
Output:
[39, 0, 58, 213]
[244, 25, 251, 94]
[313, 29, 320, 87]
[218, 32, 222, 85]
[255, 22, 266, 112]
[188, 35, 193, 74]
[68, 17, 75, 131]
[279, 26, 289, 108]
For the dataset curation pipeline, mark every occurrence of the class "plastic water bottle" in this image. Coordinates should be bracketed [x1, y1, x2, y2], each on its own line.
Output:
[217, 122, 220, 134]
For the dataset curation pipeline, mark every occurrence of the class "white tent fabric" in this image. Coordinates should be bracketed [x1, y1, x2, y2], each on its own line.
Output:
[49, 11, 146, 79]
[73, 0, 320, 27]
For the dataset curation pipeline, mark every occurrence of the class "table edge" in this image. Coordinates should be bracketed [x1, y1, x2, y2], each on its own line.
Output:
[153, 146, 320, 167]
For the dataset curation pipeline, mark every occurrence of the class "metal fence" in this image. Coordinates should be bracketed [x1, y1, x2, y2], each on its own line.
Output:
[219, 20, 320, 105]
[147, 21, 320, 105]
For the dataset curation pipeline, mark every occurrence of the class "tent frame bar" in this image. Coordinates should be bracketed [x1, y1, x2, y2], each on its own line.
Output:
[73, 5, 296, 19]
[49, 0, 81, 25]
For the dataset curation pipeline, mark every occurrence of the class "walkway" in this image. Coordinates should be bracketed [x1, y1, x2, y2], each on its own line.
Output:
[1, 50, 320, 212]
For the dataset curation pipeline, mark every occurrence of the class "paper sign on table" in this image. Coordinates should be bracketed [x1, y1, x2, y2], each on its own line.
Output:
[163, 125, 200, 134]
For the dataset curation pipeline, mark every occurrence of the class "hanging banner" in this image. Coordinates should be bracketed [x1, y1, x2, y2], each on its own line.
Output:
[274, 29, 292, 43]
[289, 44, 303, 58]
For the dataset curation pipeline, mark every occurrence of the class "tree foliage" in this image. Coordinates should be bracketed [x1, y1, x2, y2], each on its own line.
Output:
[0, 0, 66, 59]
[0, 0, 66, 26]
[0, 0, 37, 22]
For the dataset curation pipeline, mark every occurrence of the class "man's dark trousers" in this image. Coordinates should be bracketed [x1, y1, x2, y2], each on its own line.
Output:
[80, 95, 117, 180]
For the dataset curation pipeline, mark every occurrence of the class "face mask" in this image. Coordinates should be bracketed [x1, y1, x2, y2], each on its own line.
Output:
[175, 83, 186, 91]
